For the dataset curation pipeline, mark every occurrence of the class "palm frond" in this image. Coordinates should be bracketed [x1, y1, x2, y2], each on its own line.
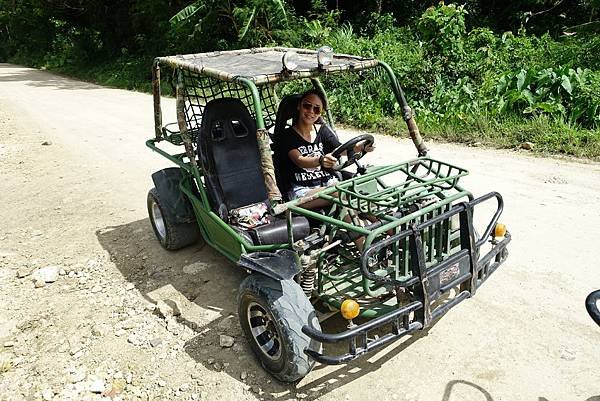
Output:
[239, 7, 257, 40]
[271, 0, 287, 21]
[170, 1, 204, 25]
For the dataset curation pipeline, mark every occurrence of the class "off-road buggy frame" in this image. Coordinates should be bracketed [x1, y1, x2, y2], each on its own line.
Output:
[146, 47, 511, 382]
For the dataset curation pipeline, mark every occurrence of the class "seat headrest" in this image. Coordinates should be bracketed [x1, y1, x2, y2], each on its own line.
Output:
[273, 94, 301, 142]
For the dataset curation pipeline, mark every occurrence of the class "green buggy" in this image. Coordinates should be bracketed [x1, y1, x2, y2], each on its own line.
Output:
[146, 47, 511, 382]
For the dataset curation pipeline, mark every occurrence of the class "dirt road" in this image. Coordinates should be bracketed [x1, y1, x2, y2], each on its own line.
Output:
[1, 64, 599, 401]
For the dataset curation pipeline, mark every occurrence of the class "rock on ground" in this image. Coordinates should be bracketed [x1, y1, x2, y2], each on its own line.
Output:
[32, 265, 60, 283]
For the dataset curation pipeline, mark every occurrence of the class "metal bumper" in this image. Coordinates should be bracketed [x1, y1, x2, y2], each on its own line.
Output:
[302, 192, 511, 365]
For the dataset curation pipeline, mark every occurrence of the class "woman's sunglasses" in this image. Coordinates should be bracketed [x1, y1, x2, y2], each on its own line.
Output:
[301, 101, 322, 115]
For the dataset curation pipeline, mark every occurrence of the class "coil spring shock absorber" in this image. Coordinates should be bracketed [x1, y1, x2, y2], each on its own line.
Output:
[299, 254, 316, 297]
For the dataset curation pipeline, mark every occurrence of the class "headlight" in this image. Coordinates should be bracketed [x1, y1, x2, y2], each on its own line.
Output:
[317, 46, 333, 69]
[281, 51, 299, 72]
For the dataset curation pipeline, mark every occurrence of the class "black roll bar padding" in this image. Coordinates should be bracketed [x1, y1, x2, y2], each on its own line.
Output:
[586, 290, 600, 326]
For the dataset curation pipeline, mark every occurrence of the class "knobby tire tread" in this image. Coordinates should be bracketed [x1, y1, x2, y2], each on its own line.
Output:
[147, 188, 200, 251]
[238, 274, 321, 382]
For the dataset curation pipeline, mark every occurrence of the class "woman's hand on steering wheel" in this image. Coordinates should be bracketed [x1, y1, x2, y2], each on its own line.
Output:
[320, 153, 338, 169]
[330, 134, 375, 171]
[362, 141, 376, 153]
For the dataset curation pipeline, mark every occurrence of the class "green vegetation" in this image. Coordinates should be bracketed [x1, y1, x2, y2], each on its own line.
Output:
[1, 1, 599, 158]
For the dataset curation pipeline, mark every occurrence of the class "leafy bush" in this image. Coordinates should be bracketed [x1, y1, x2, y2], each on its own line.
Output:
[414, 76, 482, 123]
[418, 3, 467, 47]
[417, 4, 468, 78]
[491, 67, 599, 128]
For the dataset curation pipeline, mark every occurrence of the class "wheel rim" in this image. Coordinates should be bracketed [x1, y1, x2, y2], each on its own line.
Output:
[246, 301, 282, 361]
[151, 201, 166, 240]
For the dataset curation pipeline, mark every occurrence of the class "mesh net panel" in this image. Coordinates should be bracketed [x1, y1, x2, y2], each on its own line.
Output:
[259, 84, 279, 130]
[180, 69, 279, 142]
[177, 67, 354, 146]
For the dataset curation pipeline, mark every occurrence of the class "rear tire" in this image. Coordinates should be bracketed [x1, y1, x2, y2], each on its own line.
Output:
[147, 188, 200, 250]
[238, 274, 321, 382]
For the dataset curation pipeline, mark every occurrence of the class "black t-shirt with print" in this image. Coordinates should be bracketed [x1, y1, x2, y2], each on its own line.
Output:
[279, 124, 341, 188]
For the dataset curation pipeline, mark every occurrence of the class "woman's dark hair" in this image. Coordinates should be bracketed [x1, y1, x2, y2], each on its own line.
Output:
[299, 88, 327, 109]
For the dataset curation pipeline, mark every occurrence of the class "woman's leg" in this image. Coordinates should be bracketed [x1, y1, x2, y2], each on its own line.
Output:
[290, 184, 334, 210]
[290, 182, 384, 251]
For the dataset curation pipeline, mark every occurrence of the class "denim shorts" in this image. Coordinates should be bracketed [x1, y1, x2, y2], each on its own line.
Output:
[287, 177, 338, 200]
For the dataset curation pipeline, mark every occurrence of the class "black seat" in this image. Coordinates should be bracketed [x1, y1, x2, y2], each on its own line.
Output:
[197, 98, 309, 245]
[273, 94, 302, 143]
[198, 98, 267, 216]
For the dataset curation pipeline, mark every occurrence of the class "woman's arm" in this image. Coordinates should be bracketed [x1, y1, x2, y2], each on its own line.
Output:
[288, 149, 338, 169]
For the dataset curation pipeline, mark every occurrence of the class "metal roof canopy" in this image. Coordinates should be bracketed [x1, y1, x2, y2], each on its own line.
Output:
[156, 47, 380, 86]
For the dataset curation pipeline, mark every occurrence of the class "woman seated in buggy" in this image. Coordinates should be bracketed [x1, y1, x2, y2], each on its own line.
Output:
[277, 89, 375, 209]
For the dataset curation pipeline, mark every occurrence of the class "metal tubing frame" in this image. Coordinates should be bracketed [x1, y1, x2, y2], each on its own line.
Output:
[302, 300, 424, 363]
[358, 192, 504, 288]
[303, 193, 511, 365]
[310, 77, 336, 130]
[377, 61, 428, 156]
[149, 62, 294, 258]
[235, 77, 266, 129]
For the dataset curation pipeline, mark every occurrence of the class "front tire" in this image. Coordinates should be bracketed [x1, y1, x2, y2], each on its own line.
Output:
[147, 188, 200, 250]
[238, 274, 321, 382]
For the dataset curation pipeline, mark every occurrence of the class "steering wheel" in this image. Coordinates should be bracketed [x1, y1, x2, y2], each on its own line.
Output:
[330, 134, 374, 171]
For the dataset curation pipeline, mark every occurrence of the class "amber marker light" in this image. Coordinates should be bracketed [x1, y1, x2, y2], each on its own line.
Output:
[340, 299, 360, 320]
[494, 223, 507, 238]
